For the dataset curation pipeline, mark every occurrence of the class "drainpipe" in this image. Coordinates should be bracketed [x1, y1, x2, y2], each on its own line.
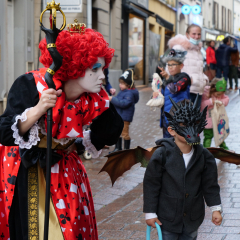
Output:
[87, 0, 92, 29]
[233, 0, 234, 35]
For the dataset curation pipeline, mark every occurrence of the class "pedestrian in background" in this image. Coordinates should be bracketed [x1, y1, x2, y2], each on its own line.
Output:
[167, 24, 209, 108]
[201, 78, 231, 150]
[103, 68, 116, 95]
[206, 40, 217, 78]
[109, 69, 139, 151]
[159, 49, 191, 138]
[228, 48, 239, 90]
[215, 37, 238, 81]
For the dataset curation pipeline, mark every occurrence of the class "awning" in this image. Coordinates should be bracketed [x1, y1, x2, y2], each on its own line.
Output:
[155, 14, 174, 32]
[123, 2, 155, 18]
[225, 34, 240, 42]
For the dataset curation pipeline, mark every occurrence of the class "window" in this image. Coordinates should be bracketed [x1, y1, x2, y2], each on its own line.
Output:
[213, 2, 219, 29]
[222, 6, 226, 31]
[228, 10, 232, 33]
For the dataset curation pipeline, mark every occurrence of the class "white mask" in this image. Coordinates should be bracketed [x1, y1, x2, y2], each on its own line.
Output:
[76, 57, 105, 93]
[189, 37, 201, 45]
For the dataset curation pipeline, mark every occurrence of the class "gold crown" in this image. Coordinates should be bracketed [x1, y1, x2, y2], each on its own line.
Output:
[67, 19, 86, 34]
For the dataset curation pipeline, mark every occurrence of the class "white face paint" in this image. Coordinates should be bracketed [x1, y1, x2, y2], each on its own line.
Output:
[76, 57, 105, 93]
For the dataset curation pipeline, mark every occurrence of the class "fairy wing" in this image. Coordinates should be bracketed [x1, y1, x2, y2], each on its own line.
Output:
[207, 147, 240, 164]
[99, 146, 159, 185]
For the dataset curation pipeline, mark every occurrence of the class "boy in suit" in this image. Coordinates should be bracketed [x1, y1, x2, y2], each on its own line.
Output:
[143, 96, 222, 240]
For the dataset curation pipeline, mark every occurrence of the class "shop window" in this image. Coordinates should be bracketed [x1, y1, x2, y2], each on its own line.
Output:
[128, 13, 144, 81]
[164, 30, 173, 52]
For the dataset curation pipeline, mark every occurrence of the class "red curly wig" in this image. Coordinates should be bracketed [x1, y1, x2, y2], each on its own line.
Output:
[39, 29, 115, 81]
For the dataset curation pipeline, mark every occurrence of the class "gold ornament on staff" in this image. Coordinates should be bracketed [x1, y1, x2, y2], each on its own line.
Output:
[40, 0, 66, 31]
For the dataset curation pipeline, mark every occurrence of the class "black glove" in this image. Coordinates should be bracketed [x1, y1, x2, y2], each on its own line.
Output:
[40, 22, 63, 89]
[74, 138, 85, 155]
[90, 103, 124, 150]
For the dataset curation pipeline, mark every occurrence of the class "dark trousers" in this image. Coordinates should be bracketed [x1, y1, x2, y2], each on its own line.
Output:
[216, 66, 229, 81]
[228, 65, 238, 88]
[162, 227, 198, 240]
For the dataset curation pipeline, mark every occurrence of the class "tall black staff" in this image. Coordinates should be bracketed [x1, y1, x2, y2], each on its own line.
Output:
[39, 1, 66, 239]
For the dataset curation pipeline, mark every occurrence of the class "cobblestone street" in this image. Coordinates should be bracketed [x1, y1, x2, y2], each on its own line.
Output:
[82, 87, 240, 240]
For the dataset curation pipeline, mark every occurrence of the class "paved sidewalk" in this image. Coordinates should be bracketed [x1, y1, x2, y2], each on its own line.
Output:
[82, 87, 240, 239]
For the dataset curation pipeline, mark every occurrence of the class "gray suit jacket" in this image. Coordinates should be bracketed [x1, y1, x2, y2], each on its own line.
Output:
[143, 138, 221, 234]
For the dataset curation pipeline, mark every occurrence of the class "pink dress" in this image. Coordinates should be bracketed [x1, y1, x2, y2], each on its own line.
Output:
[200, 86, 229, 129]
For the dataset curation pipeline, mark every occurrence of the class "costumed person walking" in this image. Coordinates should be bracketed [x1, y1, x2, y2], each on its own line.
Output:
[159, 49, 191, 138]
[228, 48, 239, 90]
[143, 96, 222, 240]
[215, 37, 238, 82]
[201, 78, 231, 150]
[206, 40, 217, 79]
[0, 22, 123, 239]
[109, 69, 139, 151]
[167, 24, 209, 108]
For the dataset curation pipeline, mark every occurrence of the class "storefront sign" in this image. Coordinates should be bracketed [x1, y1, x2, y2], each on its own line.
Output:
[217, 35, 225, 41]
[206, 32, 217, 41]
[181, 5, 201, 15]
[43, 0, 82, 13]
[189, 13, 203, 27]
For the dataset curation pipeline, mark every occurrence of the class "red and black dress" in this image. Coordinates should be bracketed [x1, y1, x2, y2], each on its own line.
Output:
[0, 68, 123, 240]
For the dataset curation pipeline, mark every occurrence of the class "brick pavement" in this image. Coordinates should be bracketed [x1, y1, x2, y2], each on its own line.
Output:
[82, 87, 240, 239]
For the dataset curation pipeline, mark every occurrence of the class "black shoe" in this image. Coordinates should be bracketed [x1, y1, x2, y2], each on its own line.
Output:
[109, 138, 122, 153]
[124, 139, 131, 150]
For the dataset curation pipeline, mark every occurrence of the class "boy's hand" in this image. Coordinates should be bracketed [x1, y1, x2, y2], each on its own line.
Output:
[146, 218, 162, 228]
[158, 66, 169, 80]
[109, 96, 112, 101]
[212, 211, 222, 226]
[110, 88, 116, 95]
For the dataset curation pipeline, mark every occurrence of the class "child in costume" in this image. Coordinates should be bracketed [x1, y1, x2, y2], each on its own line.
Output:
[0, 23, 123, 239]
[109, 69, 139, 151]
[159, 49, 191, 138]
[143, 96, 222, 240]
[201, 78, 230, 150]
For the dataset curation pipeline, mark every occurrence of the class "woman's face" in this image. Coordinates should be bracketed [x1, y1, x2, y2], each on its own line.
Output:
[210, 41, 215, 47]
[77, 57, 105, 93]
[186, 27, 201, 40]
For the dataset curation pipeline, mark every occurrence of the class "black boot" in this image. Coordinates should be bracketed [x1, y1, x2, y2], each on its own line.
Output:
[124, 139, 131, 150]
[109, 138, 122, 153]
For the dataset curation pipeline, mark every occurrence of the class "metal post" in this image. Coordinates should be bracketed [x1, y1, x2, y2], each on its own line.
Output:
[87, 0, 92, 29]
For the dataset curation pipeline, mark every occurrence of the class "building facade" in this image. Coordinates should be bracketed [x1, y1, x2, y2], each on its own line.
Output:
[234, 0, 240, 37]
[202, 0, 234, 47]
[177, 0, 202, 35]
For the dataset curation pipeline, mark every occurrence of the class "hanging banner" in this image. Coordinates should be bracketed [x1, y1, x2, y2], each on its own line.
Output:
[43, 0, 82, 13]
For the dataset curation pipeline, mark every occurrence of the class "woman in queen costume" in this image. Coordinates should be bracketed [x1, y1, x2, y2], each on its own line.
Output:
[0, 20, 123, 240]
